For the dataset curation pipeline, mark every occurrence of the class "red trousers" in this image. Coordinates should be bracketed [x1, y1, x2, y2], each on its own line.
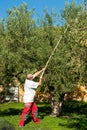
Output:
[19, 102, 40, 126]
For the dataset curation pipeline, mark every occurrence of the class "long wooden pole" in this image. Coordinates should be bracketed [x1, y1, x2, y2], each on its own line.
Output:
[40, 25, 69, 78]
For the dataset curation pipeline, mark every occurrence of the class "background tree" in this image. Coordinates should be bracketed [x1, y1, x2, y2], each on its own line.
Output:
[2, 4, 37, 85]
[42, 2, 87, 116]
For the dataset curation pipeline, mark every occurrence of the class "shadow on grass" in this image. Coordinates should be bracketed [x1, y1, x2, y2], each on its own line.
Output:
[60, 100, 87, 130]
[0, 108, 21, 116]
[67, 116, 87, 130]
[0, 120, 15, 130]
[61, 100, 87, 115]
[59, 115, 87, 130]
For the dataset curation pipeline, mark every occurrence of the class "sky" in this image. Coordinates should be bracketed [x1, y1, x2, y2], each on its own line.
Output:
[0, 0, 83, 19]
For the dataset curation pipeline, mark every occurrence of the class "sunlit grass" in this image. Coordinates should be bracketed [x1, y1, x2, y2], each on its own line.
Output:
[0, 101, 87, 130]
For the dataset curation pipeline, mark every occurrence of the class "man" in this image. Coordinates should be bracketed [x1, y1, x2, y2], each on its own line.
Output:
[19, 68, 45, 127]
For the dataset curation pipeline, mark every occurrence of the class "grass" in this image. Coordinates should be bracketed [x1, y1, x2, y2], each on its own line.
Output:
[0, 101, 87, 130]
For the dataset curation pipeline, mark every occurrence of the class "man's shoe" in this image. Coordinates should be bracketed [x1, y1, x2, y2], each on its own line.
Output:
[18, 122, 24, 127]
[34, 118, 40, 124]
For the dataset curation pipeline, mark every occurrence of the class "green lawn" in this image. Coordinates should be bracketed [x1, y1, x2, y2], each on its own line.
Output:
[0, 101, 87, 130]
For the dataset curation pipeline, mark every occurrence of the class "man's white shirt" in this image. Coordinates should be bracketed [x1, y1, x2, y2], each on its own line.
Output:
[23, 79, 39, 103]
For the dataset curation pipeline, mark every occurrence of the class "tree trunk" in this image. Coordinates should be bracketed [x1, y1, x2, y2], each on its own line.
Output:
[51, 101, 62, 117]
[49, 87, 63, 117]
